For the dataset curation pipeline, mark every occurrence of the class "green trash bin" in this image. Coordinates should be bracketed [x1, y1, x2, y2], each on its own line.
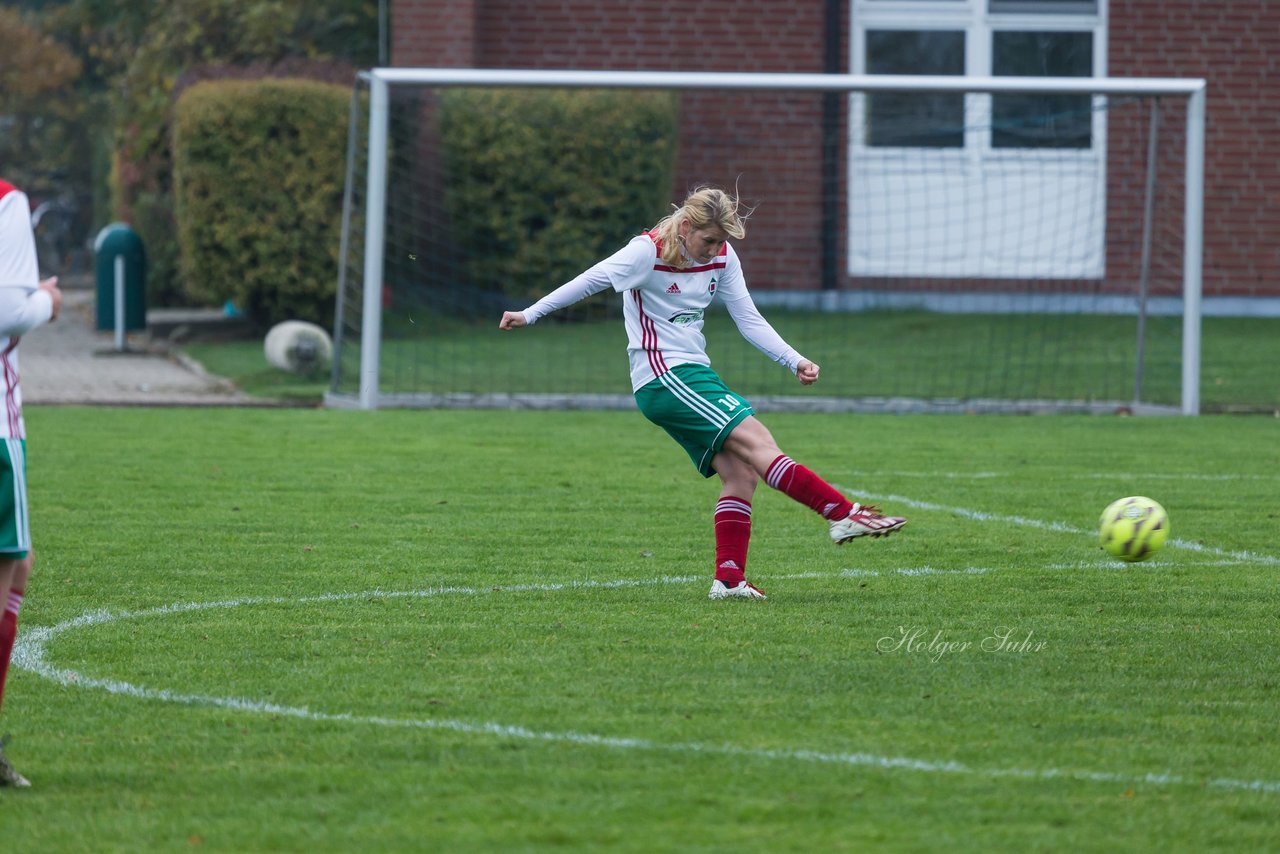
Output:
[94, 223, 147, 334]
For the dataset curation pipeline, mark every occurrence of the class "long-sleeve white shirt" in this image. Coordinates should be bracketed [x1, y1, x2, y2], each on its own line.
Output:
[0, 183, 54, 438]
[522, 233, 803, 391]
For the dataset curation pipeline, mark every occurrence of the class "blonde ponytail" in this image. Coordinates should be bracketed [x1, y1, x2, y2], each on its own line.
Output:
[650, 186, 751, 267]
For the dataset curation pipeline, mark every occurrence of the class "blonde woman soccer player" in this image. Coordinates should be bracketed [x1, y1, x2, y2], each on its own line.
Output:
[499, 186, 905, 600]
[0, 178, 63, 787]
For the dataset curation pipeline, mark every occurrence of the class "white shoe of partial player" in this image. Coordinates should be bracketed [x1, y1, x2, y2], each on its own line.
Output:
[829, 503, 907, 544]
[0, 737, 31, 788]
[708, 579, 767, 600]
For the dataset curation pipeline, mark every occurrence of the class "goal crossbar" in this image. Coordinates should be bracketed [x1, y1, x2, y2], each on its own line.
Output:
[365, 67, 1205, 97]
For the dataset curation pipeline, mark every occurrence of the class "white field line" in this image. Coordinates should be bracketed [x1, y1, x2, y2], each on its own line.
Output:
[848, 470, 1280, 483]
[13, 571, 1280, 796]
[837, 485, 1280, 568]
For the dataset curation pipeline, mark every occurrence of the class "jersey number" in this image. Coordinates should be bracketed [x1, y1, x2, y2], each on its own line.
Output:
[718, 394, 741, 411]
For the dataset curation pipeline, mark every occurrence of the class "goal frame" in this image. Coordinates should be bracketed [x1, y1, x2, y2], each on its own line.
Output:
[335, 67, 1206, 414]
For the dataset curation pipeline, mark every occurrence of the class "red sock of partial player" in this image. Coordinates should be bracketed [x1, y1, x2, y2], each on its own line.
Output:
[765, 455, 853, 520]
[714, 496, 752, 585]
[0, 586, 23, 711]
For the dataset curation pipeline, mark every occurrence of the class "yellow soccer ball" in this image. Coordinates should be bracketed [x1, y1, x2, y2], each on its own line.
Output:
[1099, 496, 1169, 562]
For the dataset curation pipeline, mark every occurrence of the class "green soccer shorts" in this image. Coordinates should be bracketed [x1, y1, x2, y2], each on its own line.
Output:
[0, 438, 30, 559]
[634, 363, 755, 478]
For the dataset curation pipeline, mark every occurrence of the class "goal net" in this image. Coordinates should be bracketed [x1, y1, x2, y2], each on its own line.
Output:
[329, 69, 1205, 415]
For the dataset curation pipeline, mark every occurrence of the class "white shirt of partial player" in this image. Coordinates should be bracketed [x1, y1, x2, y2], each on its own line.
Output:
[0, 187, 57, 440]
[519, 234, 804, 392]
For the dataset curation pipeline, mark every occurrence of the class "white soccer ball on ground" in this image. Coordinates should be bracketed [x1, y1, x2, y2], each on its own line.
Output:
[1098, 496, 1169, 562]
[264, 320, 333, 375]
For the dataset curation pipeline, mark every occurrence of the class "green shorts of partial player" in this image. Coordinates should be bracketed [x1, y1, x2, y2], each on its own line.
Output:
[0, 438, 29, 559]
[634, 364, 754, 478]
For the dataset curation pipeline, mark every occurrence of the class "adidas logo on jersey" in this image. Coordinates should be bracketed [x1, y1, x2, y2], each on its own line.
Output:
[666, 283, 681, 294]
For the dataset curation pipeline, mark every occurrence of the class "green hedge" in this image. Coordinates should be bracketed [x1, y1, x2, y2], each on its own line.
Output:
[438, 88, 678, 305]
[172, 78, 348, 327]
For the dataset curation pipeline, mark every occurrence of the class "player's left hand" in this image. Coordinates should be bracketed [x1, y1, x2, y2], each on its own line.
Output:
[796, 359, 819, 385]
[39, 276, 62, 321]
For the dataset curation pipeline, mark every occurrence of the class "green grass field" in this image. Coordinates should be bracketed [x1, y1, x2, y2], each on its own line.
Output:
[186, 310, 1280, 411]
[4, 407, 1279, 851]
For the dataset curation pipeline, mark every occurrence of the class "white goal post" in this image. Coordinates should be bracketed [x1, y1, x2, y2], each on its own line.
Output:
[336, 67, 1206, 414]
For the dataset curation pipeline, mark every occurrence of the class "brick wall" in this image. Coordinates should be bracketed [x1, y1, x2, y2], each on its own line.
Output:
[392, 0, 478, 68]
[1110, 0, 1279, 297]
[392, 0, 1274, 297]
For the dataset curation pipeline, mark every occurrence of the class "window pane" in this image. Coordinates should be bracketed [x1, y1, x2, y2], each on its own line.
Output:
[866, 30, 965, 148]
[991, 30, 1093, 149]
[989, 1, 1097, 13]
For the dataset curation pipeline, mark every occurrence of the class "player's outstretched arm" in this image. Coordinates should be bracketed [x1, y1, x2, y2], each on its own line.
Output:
[500, 264, 617, 332]
[498, 310, 527, 331]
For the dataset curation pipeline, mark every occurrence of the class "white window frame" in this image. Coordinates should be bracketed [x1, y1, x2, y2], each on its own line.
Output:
[849, 0, 1110, 279]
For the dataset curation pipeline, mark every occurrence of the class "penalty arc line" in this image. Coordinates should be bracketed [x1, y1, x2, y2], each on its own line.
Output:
[13, 574, 1280, 796]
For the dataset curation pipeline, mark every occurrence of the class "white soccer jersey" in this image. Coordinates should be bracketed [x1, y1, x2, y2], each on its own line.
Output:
[0, 184, 38, 290]
[523, 232, 803, 391]
[0, 181, 53, 440]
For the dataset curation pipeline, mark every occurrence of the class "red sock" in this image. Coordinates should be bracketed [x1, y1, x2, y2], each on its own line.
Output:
[0, 587, 23, 712]
[765, 455, 853, 520]
[714, 497, 752, 585]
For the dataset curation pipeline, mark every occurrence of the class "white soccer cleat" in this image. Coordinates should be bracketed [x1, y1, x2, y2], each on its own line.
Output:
[829, 503, 907, 544]
[708, 579, 767, 600]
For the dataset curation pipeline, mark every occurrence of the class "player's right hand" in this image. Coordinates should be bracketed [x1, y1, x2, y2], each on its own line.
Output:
[498, 311, 527, 330]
